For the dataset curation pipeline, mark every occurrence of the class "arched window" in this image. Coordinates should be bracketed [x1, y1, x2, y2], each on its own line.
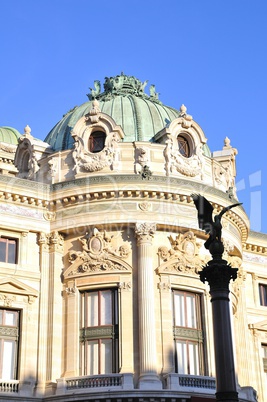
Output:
[178, 135, 191, 158]
[89, 131, 106, 153]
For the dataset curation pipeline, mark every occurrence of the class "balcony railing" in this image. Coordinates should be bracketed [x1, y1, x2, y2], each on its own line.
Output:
[0, 380, 19, 393]
[0, 375, 257, 402]
[66, 375, 122, 389]
[164, 373, 216, 393]
[56, 373, 134, 394]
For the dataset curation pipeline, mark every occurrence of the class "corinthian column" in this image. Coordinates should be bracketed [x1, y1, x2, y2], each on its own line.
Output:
[135, 222, 162, 389]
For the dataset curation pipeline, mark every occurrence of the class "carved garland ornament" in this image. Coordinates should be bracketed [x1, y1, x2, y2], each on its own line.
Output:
[67, 228, 131, 276]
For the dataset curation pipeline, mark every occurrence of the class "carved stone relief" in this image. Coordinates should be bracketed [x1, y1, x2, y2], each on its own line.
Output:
[134, 146, 150, 173]
[163, 134, 204, 177]
[157, 231, 205, 275]
[213, 137, 238, 196]
[71, 100, 123, 174]
[0, 294, 15, 307]
[228, 256, 245, 302]
[66, 228, 131, 277]
[72, 132, 121, 173]
[47, 157, 58, 183]
[0, 143, 16, 154]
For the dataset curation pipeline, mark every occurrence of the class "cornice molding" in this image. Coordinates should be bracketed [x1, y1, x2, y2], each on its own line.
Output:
[50, 175, 248, 242]
[0, 174, 249, 242]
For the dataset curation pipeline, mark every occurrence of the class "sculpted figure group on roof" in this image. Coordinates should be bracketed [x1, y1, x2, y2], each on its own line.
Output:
[87, 72, 161, 103]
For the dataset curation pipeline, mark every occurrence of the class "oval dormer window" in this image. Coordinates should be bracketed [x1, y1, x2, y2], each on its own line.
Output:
[89, 131, 106, 153]
[178, 135, 191, 158]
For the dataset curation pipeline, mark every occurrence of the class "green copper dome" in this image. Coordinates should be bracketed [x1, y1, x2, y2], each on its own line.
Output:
[0, 126, 21, 145]
[44, 74, 181, 151]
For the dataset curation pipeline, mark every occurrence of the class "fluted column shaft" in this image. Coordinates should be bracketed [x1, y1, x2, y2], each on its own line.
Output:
[135, 223, 162, 389]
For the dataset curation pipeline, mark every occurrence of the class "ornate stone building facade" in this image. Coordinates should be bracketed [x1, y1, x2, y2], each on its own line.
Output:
[0, 74, 265, 401]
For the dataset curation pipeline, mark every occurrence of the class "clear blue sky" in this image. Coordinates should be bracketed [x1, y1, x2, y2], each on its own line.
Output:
[1, 0, 267, 233]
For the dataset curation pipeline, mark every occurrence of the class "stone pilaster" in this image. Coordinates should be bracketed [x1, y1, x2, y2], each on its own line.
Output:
[158, 279, 174, 374]
[63, 282, 79, 377]
[200, 256, 239, 402]
[35, 232, 50, 395]
[135, 222, 162, 389]
[46, 231, 64, 383]
[118, 280, 134, 373]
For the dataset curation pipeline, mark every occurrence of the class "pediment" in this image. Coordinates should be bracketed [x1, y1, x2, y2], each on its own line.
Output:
[65, 254, 132, 278]
[0, 277, 38, 298]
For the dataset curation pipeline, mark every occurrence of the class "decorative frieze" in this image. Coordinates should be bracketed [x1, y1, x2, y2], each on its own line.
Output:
[0, 325, 18, 337]
[174, 327, 203, 341]
[80, 325, 114, 341]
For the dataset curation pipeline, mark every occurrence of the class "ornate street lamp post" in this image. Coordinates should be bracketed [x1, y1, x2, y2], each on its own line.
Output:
[192, 194, 240, 402]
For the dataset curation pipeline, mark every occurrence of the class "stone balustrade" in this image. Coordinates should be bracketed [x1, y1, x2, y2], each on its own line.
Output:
[0, 380, 19, 393]
[0, 375, 257, 402]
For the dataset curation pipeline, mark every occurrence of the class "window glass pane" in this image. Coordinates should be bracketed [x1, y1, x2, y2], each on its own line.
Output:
[8, 240, 16, 264]
[0, 240, 6, 262]
[178, 136, 190, 157]
[101, 339, 112, 374]
[86, 292, 98, 326]
[176, 341, 187, 374]
[86, 340, 98, 375]
[186, 294, 196, 328]
[259, 284, 267, 306]
[89, 132, 106, 153]
[2, 340, 15, 379]
[188, 343, 199, 375]
[101, 290, 112, 325]
[174, 293, 185, 327]
[5, 311, 17, 326]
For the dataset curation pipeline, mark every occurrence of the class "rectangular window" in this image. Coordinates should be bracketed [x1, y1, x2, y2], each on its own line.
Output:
[80, 289, 118, 375]
[0, 309, 20, 380]
[262, 344, 267, 387]
[173, 290, 204, 375]
[0, 238, 17, 264]
[259, 284, 267, 306]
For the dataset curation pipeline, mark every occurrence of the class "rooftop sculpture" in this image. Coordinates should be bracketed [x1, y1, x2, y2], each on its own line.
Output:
[87, 72, 162, 104]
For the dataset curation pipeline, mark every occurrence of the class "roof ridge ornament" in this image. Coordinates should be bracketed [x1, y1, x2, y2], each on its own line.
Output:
[87, 73, 162, 104]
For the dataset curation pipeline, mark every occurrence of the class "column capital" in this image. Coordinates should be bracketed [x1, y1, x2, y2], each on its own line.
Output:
[135, 222, 156, 245]
[38, 232, 50, 251]
[50, 231, 64, 253]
